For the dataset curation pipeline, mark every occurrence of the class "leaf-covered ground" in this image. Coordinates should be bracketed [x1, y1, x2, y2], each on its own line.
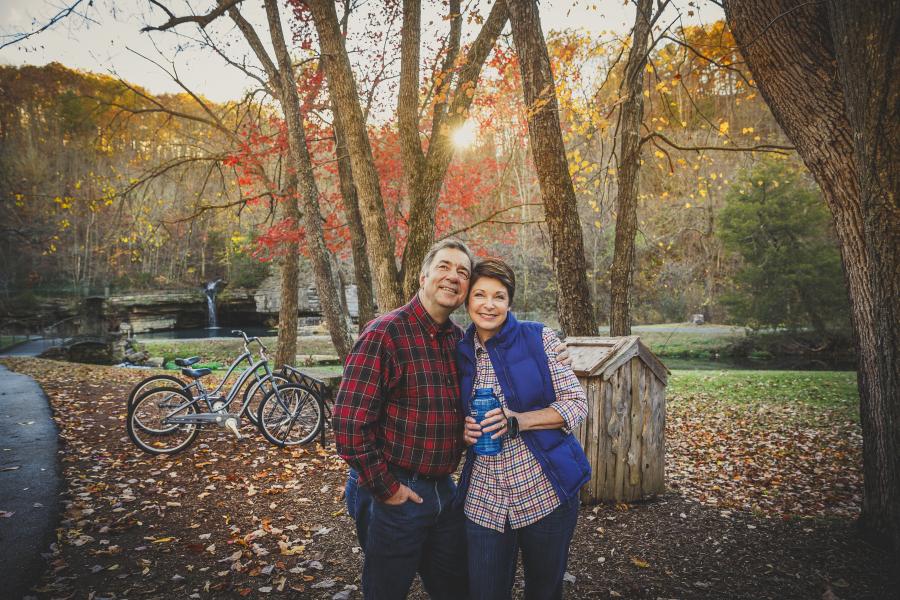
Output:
[1, 358, 894, 599]
[666, 370, 863, 520]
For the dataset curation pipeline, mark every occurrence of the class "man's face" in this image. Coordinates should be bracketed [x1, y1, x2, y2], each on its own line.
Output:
[419, 248, 472, 312]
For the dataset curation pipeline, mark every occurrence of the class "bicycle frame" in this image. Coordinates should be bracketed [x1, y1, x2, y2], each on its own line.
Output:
[191, 350, 255, 409]
[159, 330, 284, 426]
[162, 358, 276, 424]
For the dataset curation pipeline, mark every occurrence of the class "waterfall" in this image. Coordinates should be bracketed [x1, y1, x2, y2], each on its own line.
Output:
[204, 279, 225, 328]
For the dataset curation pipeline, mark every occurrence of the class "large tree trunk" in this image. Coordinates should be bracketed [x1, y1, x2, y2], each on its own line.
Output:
[725, 0, 899, 551]
[275, 174, 300, 367]
[307, 0, 404, 311]
[333, 103, 376, 331]
[609, 0, 653, 337]
[825, 1, 900, 552]
[506, 0, 597, 336]
[398, 0, 508, 297]
[262, 0, 352, 361]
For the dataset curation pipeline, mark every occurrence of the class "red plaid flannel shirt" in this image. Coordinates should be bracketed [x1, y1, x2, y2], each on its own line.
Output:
[333, 294, 466, 501]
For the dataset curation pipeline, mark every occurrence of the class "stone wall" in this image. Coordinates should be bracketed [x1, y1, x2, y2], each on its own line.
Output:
[3, 271, 356, 336]
[254, 265, 358, 320]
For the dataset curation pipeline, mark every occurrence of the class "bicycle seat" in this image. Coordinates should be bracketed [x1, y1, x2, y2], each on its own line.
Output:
[181, 367, 212, 379]
[175, 356, 201, 367]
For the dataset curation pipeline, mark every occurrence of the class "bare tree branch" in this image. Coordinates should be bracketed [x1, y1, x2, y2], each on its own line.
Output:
[142, 0, 245, 32]
[641, 131, 795, 154]
[0, 0, 93, 50]
[164, 192, 276, 224]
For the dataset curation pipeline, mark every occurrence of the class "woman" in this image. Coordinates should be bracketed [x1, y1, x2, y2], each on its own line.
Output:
[456, 257, 590, 600]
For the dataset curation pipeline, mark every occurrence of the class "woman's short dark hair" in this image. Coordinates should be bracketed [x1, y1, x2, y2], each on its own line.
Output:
[470, 257, 516, 306]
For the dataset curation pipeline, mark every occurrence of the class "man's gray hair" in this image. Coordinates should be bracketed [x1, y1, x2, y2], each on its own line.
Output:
[419, 238, 476, 277]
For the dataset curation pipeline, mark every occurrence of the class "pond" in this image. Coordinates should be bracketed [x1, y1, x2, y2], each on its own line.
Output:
[136, 326, 277, 340]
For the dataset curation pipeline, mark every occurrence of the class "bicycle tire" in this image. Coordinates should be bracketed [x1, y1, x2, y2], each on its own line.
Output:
[127, 374, 189, 410]
[127, 386, 199, 455]
[241, 374, 289, 427]
[256, 383, 324, 447]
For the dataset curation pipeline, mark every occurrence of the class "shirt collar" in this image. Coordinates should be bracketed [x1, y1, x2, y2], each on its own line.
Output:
[473, 333, 487, 353]
[409, 292, 455, 337]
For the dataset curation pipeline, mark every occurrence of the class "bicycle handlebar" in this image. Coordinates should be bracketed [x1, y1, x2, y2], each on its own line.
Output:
[232, 330, 268, 360]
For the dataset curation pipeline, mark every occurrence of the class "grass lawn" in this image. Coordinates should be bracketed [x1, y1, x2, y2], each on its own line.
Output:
[668, 369, 859, 415]
[138, 336, 339, 366]
[600, 323, 748, 359]
[136, 324, 745, 364]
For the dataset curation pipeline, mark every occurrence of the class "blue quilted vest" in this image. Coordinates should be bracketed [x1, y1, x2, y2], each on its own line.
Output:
[454, 312, 591, 509]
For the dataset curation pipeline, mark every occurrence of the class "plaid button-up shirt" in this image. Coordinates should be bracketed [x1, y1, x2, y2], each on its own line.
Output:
[465, 327, 587, 532]
[333, 294, 466, 501]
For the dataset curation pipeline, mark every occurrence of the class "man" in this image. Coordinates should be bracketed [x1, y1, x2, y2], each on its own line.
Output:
[334, 239, 570, 599]
[334, 238, 475, 600]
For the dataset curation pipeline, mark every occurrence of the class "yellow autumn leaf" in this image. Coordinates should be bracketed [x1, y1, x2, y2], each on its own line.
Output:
[718, 120, 729, 135]
[278, 541, 305, 556]
[631, 557, 650, 568]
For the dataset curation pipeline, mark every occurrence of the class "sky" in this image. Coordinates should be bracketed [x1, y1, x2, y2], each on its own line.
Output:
[0, 0, 724, 103]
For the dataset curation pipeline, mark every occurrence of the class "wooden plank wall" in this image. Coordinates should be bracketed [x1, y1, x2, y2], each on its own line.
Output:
[575, 358, 665, 503]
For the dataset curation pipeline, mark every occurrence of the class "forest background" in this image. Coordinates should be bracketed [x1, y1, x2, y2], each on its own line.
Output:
[3, 0, 900, 568]
[0, 5, 850, 345]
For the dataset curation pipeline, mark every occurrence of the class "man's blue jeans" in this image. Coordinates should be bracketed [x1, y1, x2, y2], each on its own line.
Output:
[465, 496, 580, 600]
[345, 469, 468, 600]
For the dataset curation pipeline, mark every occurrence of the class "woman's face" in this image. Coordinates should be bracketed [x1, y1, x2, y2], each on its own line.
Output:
[467, 276, 510, 342]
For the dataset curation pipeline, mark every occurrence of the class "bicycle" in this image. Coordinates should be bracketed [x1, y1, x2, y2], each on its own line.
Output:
[255, 366, 328, 447]
[126, 332, 286, 431]
[127, 330, 288, 454]
[278, 365, 334, 446]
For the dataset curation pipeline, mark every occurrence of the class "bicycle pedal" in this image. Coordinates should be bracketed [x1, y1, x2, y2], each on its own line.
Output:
[224, 416, 242, 440]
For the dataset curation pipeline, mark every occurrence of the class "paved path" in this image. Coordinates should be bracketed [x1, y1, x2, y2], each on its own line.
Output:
[0, 364, 61, 599]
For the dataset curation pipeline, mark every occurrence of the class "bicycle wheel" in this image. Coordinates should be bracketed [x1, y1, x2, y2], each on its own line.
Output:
[241, 374, 289, 427]
[127, 374, 189, 411]
[256, 383, 324, 446]
[127, 387, 199, 455]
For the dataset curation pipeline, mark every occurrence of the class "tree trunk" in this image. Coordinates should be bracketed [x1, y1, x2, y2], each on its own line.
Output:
[262, 0, 352, 361]
[826, 1, 900, 553]
[506, 0, 597, 336]
[725, 0, 899, 551]
[398, 0, 508, 297]
[275, 175, 300, 367]
[307, 0, 404, 311]
[333, 102, 377, 330]
[397, 0, 426, 212]
[609, 0, 653, 337]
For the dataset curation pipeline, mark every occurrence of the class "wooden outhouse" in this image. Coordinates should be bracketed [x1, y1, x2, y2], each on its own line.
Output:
[567, 336, 668, 503]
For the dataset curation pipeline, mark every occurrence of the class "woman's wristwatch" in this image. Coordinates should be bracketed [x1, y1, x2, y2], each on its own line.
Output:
[506, 416, 519, 439]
